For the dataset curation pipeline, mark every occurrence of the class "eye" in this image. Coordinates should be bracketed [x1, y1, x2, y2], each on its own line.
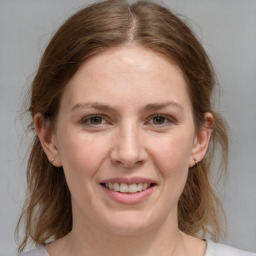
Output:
[147, 114, 173, 126]
[152, 115, 168, 125]
[82, 115, 107, 126]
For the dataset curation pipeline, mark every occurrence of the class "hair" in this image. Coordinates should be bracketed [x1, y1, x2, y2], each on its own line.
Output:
[16, 0, 229, 252]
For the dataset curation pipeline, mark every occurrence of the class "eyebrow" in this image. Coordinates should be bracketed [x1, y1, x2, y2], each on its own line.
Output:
[71, 101, 184, 112]
[144, 101, 184, 111]
[71, 102, 114, 112]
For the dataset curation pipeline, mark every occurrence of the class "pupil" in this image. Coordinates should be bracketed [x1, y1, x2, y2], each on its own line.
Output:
[91, 116, 102, 124]
[154, 116, 164, 124]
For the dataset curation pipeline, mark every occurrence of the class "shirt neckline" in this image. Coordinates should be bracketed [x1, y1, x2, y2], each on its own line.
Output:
[39, 239, 214, 256]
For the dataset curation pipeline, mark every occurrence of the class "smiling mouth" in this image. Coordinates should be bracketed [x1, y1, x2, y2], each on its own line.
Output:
[101, 183, 156, 193]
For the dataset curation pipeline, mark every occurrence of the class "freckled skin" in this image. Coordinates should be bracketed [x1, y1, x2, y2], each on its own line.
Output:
[37, 46, 211, 255]
[53, 46, 198, 235]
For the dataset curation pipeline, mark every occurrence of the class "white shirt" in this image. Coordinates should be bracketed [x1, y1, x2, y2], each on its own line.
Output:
[205, 240, 256, 256]
[19, 240, 256, 256]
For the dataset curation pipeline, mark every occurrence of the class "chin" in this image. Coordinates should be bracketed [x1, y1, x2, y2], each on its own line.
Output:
[102, 210, 159, 236]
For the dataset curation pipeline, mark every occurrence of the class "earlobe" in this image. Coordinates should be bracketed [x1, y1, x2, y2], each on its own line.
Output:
[34, 113, 62, 167]
[189, 112, 213, 167]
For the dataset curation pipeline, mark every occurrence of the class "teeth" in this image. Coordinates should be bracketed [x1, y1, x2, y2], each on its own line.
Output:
[104, 183, 152, 193]
[108, 183, 113, 190]
[120, 183, 128, 193]
[142, 183, 149, 190]
[128, 184, 137, 193]
[137, 183, 143, 191]
[113, 183, 119, 191]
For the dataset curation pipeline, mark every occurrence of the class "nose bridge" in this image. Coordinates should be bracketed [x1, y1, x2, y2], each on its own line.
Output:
[110, 119, 145, 168]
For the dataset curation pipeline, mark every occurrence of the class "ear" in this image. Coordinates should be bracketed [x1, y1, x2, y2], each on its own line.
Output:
[189, 112, 213, 167]
[34, 113, 62, 167]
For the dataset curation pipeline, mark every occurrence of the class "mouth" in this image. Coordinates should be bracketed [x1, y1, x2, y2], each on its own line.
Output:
[99, 177, 157, 204]
[100, 182, 156, 193]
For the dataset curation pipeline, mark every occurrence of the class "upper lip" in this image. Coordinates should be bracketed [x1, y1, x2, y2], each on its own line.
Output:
[100, 177, 157, 185]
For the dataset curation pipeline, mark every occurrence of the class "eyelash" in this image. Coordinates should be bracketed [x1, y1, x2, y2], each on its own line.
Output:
[81, 115, 109, 126]
[80, 114, 175, 128]
[146, 114, 174, 126]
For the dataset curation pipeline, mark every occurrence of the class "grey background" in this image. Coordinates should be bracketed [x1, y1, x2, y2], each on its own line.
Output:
[1, 0, 255, 255]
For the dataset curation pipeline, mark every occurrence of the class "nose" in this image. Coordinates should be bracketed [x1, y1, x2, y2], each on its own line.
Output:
[110, 122, 146, 168]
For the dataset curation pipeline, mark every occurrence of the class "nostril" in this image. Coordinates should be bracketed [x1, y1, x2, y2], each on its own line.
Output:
[109, 133, 146, 168]
[111, 158, 144, 169]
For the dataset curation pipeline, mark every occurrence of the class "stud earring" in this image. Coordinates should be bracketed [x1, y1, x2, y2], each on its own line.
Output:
[194, 158, 199, 167]
[50, 158, 55, 163]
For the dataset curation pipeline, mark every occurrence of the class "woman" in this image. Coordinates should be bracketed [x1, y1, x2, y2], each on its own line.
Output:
[17, 0, 255, 255]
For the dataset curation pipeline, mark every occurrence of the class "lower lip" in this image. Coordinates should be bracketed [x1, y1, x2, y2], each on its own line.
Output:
[101, 185, 155, 204]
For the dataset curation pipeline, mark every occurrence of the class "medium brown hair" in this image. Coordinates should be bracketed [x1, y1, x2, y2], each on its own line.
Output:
[17, 0, 229, 251]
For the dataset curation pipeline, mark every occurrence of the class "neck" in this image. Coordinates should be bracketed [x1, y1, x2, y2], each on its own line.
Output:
[59, 214, 188, 256]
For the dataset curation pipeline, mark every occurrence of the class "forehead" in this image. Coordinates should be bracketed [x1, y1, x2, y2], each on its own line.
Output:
[60, 46, 191, 112]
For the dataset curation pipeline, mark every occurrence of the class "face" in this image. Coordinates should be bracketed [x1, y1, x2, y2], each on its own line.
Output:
[38, 46, 211, 236]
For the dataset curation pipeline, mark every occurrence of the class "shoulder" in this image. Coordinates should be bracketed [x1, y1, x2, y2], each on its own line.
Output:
[19, 246, 49, 256]
[205, 240, 256, 256]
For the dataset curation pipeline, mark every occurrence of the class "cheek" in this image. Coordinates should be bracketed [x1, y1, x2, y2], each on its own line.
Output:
[148, 131, 193, 188]
[151, 131, 193, 169]
[57, 130, 109, 184]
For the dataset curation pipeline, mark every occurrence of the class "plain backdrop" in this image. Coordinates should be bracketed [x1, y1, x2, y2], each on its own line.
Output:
[1, 0, 256, 255]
